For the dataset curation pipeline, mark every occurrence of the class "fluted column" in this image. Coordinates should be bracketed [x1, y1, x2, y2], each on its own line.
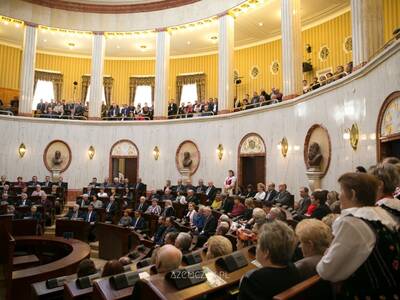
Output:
[281, 0, 302, 99]
[88, 32, 105, 119]
[19, 23, 38, 116]
[351, 0, 384, 68]
[154, 29, 170, 119]
[218, 13, 235, 114]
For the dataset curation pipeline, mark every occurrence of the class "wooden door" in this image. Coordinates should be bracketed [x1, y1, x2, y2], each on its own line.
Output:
[240, 156, 266, 188]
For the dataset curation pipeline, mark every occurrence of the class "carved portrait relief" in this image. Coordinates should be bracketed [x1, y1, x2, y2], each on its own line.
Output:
[304, 125, 331, 176]
[176, 141, 200, 176]
[44, 140, 72, 173]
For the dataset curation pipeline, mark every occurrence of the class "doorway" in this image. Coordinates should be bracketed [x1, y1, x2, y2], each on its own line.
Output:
[379, 139, 400, 160]
[109, 140, 139, 184]
[240, 156, 266, 187]
[111, 158, 138, 184]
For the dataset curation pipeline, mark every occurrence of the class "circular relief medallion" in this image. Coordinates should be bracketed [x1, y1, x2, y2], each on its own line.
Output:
[343, 36, 352, 53]
[176, 140, 200, 176]
[250, 66, 260, 79]
[270, 61, 280, 74]
[43, 140, 72, 173]
[319, 45, 330, 61]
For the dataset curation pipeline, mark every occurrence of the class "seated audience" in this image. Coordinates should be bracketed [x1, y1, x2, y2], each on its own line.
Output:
[135, 196, 148, 212]
[206, 235, 233, 259]
[267, 207, 287, 222]
[249, 207, 267, 234]
[31, 184, 45, 197]
[183, 202, 197, 226]
[105, 196, 118, 221]
[294, 219, 332, 280]
[317, 173, 400, 298]
[327, 190, 340, 213]
[155, 245, 182, 274]
[17, 193, 31, 207]
[242, 184, 256, 198]
[369, 163, 400, 217]
[159, 217, 177, 245]
[176, 190, 187, 205]
[211, 194, 223, 210]
[221, 193, 234, 213]
[77, 194, 90, 208]
[198, 207, 217, 244]
[97, 188, 108, 198]
[196, 179, 207, 193]
[153, 217, 167, 245]
[90, 195, 103, 209]
[131, 210, 146, 230]
[216, 221, 230, 236]
[161, 200, 175, 217]
[295, 186, 310, 216]
[239, 221, 300, 300]
[77, 258, 97, 278]
[310, 190, 331, 220]
[321, 213, 339, 229]
[205, 181, 217, 202]
[273, 184, 292, 207]
[264, 183, 278, 202]
[162, 188, 175, 201]
[101, 260, 124, 277]
[25, 205, 42, 221]
[119, 210, 133, 227]
[254, 183, 266, 201]
[66, 204, 84, 220]
[164, 231, 179, 245]
[186, 189, 199, 205]
[84, 204, 97, 223]
[241, 198, 255, 221]
[229, 196, 245, 218]
[145, 199, 162, 215]
[174, 232, 192, 254]
[193, 206, 206, 231]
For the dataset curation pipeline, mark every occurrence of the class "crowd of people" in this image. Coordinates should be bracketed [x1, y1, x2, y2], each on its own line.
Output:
[35, 99, 86, 118]
[302, 62, 353, 94]
[167, 98, 219, 118]
[233, 87, 283, 111]
[2, 156, 400, 299]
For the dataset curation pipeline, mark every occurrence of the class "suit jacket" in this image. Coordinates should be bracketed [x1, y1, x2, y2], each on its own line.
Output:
[104, 201, 118, 215]
[24, 211, 42, 221]
[66, 210, 84, 220]
[272, 191, 292, 207]
[131, 217, 146, 230]
[221, 198, 234, 213]
[135, 182, 146, 195]
[108, 106, 120, 117]
[196, 185, 207, 194]
[161, 206, 175, 218]
[17, 199, 31, 207]
[202, 215, 217, 237]
[205, 186, 217, 201]
[186, 195, 199, 205]
[84, 211, 98, 223]
[135, 202, 148, 213]
[297, 196, 311, 215]
[160, 226, 177, 244]
[76, 198, 90, 208]
[42, 181, 52, 188]
[264, 190, 278, 202]
[168, 103, 178, 115]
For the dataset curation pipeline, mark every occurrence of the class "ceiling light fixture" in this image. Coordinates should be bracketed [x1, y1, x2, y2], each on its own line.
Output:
[67, 42, 75, 49]
[187, 41, 191, 45]
[43, 39, 47, 42]
[116, 45, 120, 49]
[210, 36, 218, 44]
[258, 22, 263, 26]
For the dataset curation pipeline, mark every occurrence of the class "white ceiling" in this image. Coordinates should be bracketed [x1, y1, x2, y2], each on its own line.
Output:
[0, 0, 349, 58]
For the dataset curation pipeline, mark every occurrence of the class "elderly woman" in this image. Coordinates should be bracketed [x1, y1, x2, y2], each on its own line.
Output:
[161, 200, 175, 217]
[254, 183, 266, 201]
[369, 163, 400, 218]
[317, 173, 400, 298]
[118, 210, 132, 227]
[239, 221, 300, 299]
[241, 198, 255, 221]
[206, 235, 233, 260]
[250, 207, 267, 234]
[327, 191, 340, 213]
[295, 219, 332, 280]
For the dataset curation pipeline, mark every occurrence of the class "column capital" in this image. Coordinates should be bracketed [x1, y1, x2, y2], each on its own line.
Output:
[92, 31, 104, 35]
[155, 27, 168, 32]
[217, 11, 235, 19]
[24, 21, 38, 28]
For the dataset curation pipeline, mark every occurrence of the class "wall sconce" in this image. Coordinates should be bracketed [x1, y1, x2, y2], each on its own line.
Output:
[345, 123, 359, 150]
[88, 146, 95, 160]
[18, 143, 26, 158]
[277, 137, 289, 157]
[216, 144, 224, 160]
[153, 146, 160, 160]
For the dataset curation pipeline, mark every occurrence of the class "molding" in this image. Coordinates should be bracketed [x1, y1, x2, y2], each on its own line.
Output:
[175, 140, 200, 176]
[1, 39, 399, 126]
[43, 139, 72, 173]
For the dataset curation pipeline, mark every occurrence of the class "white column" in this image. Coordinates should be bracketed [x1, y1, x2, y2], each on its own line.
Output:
[351, 0, 384, 67]
[19, 24, 37, 116]
[281, 0, 302, 98]
[154, 29, 170, 119]
[218, 13, 234, 113]
[88, 32, 105, 119]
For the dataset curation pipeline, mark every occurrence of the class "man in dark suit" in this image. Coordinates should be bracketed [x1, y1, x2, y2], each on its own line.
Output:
[168, 101, 178, 117]
[196, 179, 207, 194]
[107, 103, 120, 118]
[174, 179, 185, 193]
[295, 187, 311, 216]
[272, 183, 293, 207]
[264, 183, 278, 202]
[221, 194, 234, 213]
[28, 176, 40, 187]
[161, 188, 175, 201]
[89, 177, 99, 186]
[66, 204, 84, 220]
[104, 196, 118, 221]
[84, 204, 98, 223]
[17, 193, 31, 207]
[76, 194, 90, 208]
[205, 181, 217, 202]
[135, 196, 148, 213]
[135, 178, 146, 196]
[131, 210, 146, 231]
[159, 217, 177, 245]
[73, 102, 85, 116]
[197, 206, 217, 246]
[42, 175, 52, 188]
[0, 175, 9, 187]
[120, 104, 131, 118]
[24, 205, 42, 221]
[36, 100, 46, 114]
[186, 189, 199, 205]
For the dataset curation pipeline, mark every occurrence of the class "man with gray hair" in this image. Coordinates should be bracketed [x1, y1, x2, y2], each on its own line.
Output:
[17, 192, 31, 207]
[186, 189, 199, 205]
[175, 232, 192, 254]
[155, 244, 182, 274]
[77, 194, 90, 208]
[216, 221, 230, 236]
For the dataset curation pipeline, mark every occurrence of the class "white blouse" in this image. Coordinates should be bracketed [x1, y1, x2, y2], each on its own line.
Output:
[254, 191, 266, 201]
[316, 206, 399, 282]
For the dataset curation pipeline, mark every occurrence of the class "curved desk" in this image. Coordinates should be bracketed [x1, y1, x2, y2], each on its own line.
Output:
[12, 236, 90, 300]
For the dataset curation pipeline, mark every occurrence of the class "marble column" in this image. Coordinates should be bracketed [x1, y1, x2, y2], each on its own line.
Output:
[88, 32, 105, 119]
[351, 0, 384, 68]
[218, 13, 235, 114]
[18, 23, 38, 116]
[281, 0, 302, 99]
[154, 29, 170, 119]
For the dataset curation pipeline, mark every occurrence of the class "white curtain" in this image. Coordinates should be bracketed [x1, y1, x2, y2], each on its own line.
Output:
[180, 83, 198, 104]
[32, 80, 55, 109]
[85, 85, 106, 105]
[134, 85, 152, 107]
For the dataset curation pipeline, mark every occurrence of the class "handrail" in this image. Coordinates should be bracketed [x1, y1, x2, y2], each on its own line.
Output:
[0, 109, 13, 116]
[272, 275, 321, 300]
[101, 116, 151, 121]
[35, 114, 87, 120]
[168, 111, 215, 119]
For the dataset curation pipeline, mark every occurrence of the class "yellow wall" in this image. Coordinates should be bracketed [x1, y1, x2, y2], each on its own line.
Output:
[302, 11, 352, 83]
[35, 53, 91, 102]
[1, 5, 399, 105]
[384, 0, 400, 42]
[0, 44, 21, 90]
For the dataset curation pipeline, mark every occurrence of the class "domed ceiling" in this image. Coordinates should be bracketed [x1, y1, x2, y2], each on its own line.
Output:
[22, 0, 199, 13]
